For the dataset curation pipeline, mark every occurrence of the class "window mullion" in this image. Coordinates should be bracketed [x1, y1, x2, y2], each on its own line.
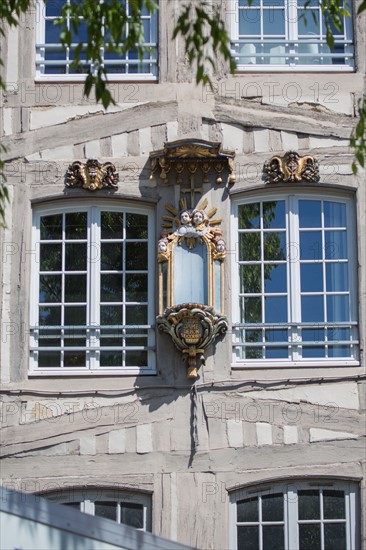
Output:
[89, 206, 100, 370]
[287, 486, 297, 550]
[288, 196, 301, 359]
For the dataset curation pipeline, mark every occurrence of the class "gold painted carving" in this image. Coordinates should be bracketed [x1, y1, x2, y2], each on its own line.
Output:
[157, 198, 226, 261]
[150, 139, 236, 185]
[264, 151, 320, 184]
[65, 159, 119, 191]
[157, 304, 228, 379]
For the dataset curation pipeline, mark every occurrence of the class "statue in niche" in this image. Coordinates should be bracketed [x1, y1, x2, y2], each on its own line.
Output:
[157, 198, 228, 379]
[158, 198, 222, 255]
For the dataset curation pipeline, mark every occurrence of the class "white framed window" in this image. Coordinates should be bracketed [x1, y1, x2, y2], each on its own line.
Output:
[35, 0, 158, 81]
[45, 488, 152, 531]
[230, 0, 354, 71]
[30, 202, 156, 376]
[229, 480, 359, 550]
[231, 193, 359, 367]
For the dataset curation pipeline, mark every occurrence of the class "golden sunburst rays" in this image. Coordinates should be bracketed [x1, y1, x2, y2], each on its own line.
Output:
[162, 198, 222, 230]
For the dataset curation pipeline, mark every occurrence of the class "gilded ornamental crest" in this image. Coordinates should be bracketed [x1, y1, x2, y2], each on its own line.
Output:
[65, 159, 119, 191]
[264, 151, 320, 184]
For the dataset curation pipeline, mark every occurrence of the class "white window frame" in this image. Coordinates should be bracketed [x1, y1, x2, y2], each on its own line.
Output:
[229, 0, 354, 72]
[29, 201, 156, 376]
[35, 0, 158, 81]
[229, 480, 359, 550]
[45, 488, 152, 532]
[231, 191, 359, 368]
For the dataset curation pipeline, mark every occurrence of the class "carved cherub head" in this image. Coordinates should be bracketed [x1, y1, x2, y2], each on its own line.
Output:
[192, 209, 207, 227]
[180, 210, 192, 225]
[158, 239, 168, 253]
[215, 238, 226, 253]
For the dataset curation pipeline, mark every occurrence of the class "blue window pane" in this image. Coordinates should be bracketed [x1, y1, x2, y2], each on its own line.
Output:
[301, 295, 324, 322]
[299, 200, 321, 228]
[300, 263, 323, 292]
[263, 201, 286, 228]
[326, 263, 348, 291]
[302, 327, 325, 358]
[263, 0, 285, 5]
[328, 345, 351, 358]
[325, 231, 347, 259]
[266, 347, 288, 358]
[327, 327, 350, 342]
[263, 9, 286, 36]
[298, 9, 321, 35]
[45, 49, 67, 61]
[264, 264, 287, 293]
[45, 0, 64, 17]
[302, 347, 326, 358]
[239, 9, 261, 35]
[302, 327, 325, 344]
[71, 22, 87, 43]
[324, 201, 346, 227]
[265, 328, 288, 342]
[46, 21, 62, 43]
[327, 295, 349, 322]
[265, 296, 287, 323]
[300, 231, 322, 260]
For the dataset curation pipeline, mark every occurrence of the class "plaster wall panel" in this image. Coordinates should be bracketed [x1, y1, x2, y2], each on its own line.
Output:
[283, 425, 299, 445]
[85, 140, 101, 158]
[111, 133, 128, 157]
[136, 424, 153, 454]
[256, 423, 273, 446]
[220, 123, 244, 153]
[79, 436, 96, 456]
[108, 430, 126, 454]
[227, 419, 244, 448]
[253, 129, 271, 152]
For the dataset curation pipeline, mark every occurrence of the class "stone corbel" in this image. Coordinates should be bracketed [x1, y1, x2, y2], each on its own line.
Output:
[157, 304, 228, 379]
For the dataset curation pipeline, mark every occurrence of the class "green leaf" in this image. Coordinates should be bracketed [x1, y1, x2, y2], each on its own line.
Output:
[357, 1, 366, 15]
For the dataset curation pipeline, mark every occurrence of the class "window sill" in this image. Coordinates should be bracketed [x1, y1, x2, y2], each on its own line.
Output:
[34, 74, 158, 83]
[234, 65, 355, 73]
[28, 368, 157, 376]
[231, 359, 360, 369]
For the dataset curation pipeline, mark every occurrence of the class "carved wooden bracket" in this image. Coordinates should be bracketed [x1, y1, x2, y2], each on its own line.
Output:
[65, 159, 119, 191]
[150, 139, 236, 185]
[264, 151, 320, 184]
[157, 304, 228, 379]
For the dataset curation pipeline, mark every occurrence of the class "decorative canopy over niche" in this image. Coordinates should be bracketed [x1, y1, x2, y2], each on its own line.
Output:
[65, 159, 119, 191]
[149, 139, 236, 185]
[264, 151, 320, 184]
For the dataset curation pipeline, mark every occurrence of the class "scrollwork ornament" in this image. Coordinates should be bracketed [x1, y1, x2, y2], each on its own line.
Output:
[65, 159, 119, 191]
[264, 151, 320, 184]
[157, 304, 228, 378]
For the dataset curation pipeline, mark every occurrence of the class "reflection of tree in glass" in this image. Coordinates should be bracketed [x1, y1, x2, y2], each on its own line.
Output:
[126, 213, 148, 239]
